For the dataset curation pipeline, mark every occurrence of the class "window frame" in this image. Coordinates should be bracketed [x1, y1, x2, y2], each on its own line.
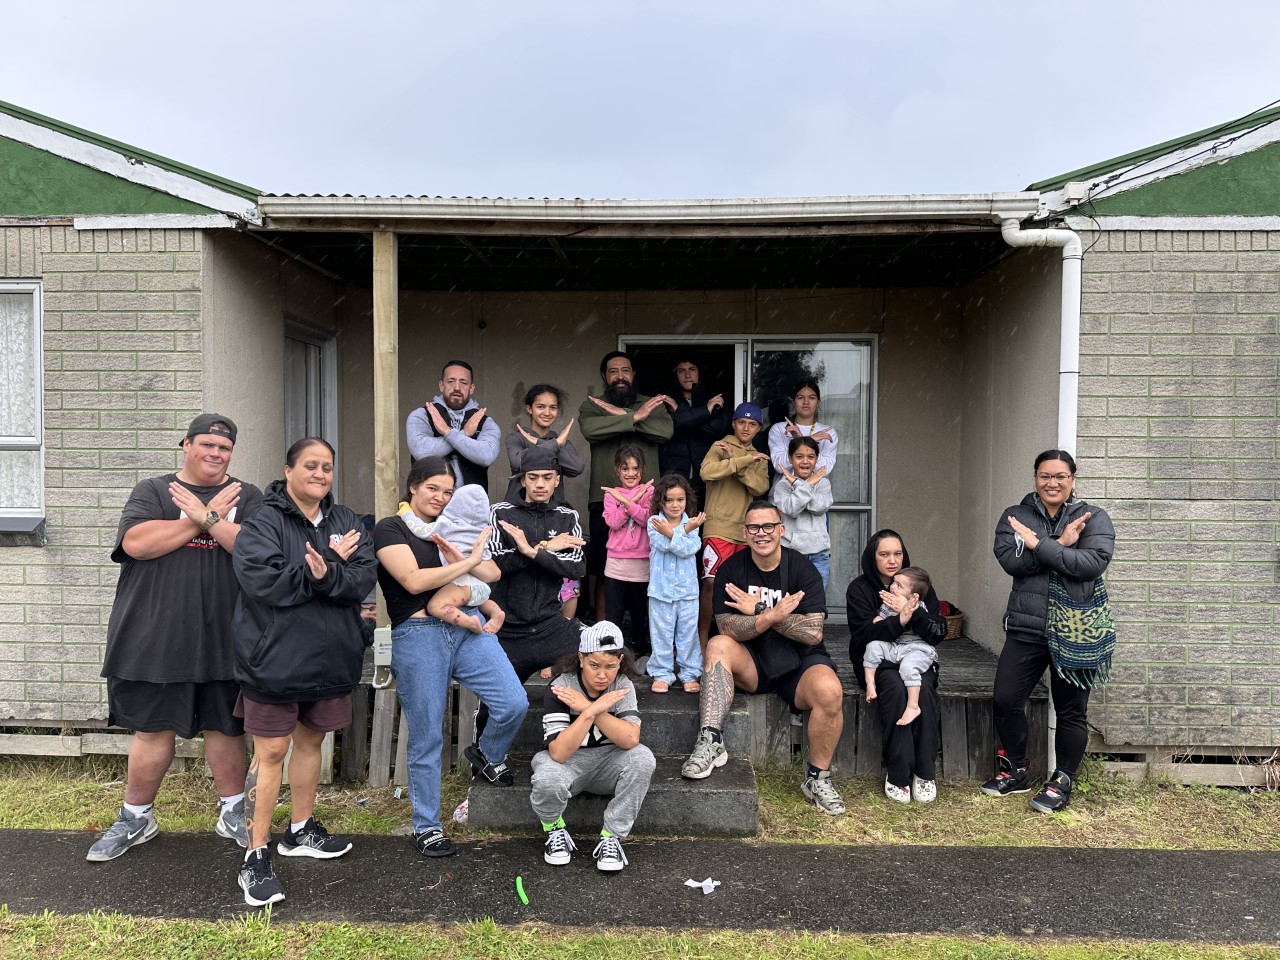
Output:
[0, 279, 44, 532]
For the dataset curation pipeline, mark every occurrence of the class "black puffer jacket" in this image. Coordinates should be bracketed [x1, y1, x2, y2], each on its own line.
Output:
[845, 530, 946, 683]
[660, 385, 729, 486]
[232, 480, 377, 704]
[993, 493, 1114, 641]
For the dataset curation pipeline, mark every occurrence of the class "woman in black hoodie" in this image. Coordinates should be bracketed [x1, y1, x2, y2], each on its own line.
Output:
[230, 437, 377, 907]
[845, 529, 946, 805]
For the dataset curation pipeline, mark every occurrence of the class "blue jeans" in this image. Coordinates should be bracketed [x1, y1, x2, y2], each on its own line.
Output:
[391, 617, 528, 833]
[807, 550, 831, 591]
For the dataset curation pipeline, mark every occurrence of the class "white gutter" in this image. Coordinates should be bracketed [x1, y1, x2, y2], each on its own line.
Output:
[999, 217, 1083, 778]
[259, 192, 1040, 225]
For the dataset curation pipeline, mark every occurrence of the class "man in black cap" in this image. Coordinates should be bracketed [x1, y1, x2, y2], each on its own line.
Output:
[467, 445, 588, 780]
[88, 414, 264, 862]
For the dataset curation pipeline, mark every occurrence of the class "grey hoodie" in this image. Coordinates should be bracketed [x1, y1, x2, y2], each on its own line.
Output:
[770, 474, 833, 555]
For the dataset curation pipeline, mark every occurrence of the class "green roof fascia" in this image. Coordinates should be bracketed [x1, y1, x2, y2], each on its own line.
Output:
[1029, 104, 1280, 192]
[1076, 140, 1280, 216]
[0, 136, 217, 217]
[0, 98, 260, 202]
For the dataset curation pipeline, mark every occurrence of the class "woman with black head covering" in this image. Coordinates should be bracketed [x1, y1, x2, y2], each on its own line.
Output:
[845, 529, 946, 805]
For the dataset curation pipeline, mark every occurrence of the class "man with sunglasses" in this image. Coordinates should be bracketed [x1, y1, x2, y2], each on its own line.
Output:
[680, 500, 847, 816]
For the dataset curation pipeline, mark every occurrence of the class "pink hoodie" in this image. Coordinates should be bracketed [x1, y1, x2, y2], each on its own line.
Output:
[602, 486, 654, 561]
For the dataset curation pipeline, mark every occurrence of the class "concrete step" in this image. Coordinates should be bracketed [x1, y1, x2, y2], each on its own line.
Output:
[466, 754, 759, 837]
[509, 677, 754, 758]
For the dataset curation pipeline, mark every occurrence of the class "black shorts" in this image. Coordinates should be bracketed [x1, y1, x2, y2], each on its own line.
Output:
[107, 678, 243, 740]
[745, 648, 839, 712]
[587, 501, 607, 576]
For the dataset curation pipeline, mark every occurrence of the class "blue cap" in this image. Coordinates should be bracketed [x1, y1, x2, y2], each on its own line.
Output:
[731, 402, 762, 424]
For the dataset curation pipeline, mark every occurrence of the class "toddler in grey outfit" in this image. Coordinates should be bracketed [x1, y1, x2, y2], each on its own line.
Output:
[863, 566, 939, 727]
[398, 483, 505, 633]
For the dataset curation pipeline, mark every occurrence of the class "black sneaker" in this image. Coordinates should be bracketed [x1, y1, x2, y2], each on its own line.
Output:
[413, 828, 456, 858]
[1029, 770, 1073, 813]
[238, 847, 285, 907]
[980, 749, 1031, 796]
[277, 817, 352, 859]
[464, 744, 515, 786]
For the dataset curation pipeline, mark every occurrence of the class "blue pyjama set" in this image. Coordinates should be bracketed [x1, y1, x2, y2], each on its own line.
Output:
[647, 597, 701, 684]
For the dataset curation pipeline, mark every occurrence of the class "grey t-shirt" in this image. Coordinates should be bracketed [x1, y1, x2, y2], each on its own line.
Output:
[101, 474, 263, 683]
[541, 671, 640, 748]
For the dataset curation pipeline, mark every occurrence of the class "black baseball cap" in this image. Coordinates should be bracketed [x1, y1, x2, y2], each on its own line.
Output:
[181, 413, 238, 446]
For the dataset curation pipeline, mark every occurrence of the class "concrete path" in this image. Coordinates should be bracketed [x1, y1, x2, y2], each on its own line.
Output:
[3, 830, 1277, 942]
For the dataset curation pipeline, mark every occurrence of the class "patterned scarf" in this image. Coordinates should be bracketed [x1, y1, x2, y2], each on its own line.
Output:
[1045, 573, 1116, 689]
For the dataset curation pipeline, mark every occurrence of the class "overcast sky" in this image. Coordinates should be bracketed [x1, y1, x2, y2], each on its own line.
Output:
[3, 2, 1277, 200]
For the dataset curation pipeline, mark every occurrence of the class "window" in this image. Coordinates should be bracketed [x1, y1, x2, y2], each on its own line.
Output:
[0, 280, 43, 534]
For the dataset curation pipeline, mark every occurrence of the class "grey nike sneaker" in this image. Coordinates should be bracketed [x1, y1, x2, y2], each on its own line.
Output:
[680, 730, 728, 780]
[86, 806, 158, 862]
[215, 798, 247, 847]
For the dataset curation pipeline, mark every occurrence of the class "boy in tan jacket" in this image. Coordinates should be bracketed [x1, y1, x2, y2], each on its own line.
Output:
[696, 402, 771, 645]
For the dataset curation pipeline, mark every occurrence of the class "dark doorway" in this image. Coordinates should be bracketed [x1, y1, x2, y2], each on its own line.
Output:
[624, 342, 740, 407]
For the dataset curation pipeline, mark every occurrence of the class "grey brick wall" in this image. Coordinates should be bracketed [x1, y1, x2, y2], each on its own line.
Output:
[0, 226, 203, 723]
[1077, 230, 1279, 751]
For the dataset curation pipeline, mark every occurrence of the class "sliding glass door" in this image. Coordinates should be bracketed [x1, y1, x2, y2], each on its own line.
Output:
[624, 335, 874, 616]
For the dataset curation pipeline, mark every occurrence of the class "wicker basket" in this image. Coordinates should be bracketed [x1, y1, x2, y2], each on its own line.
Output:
[943, 610, 965, 640]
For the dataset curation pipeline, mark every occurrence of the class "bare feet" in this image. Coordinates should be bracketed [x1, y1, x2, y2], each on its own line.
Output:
[441, 605, 485, 634]
[896, 704, 921, 726]
[651, 680, 670, 694]
[683, 680, 701, 694]
[865, 684, 878, 703]
[481, 608, 506, 635]
[539, 667, 553, 680]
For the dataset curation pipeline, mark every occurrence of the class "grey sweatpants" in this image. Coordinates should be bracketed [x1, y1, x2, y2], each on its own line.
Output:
[863, 639, 938, 687]
[529, 743, 656, 839]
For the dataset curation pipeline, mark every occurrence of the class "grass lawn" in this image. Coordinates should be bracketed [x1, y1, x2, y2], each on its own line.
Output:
[1, 910, 1277, 960]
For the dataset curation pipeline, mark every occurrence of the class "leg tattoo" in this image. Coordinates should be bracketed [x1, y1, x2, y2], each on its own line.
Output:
[243, 757, 260, 848]
[698, 660, 734, 731]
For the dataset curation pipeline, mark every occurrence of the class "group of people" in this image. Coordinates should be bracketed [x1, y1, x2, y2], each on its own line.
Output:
[90, 349, 1116, 910]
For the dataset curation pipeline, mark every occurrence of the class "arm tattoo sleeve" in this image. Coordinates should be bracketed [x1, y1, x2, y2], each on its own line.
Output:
[715, 612, 763, 643]
[774, 612, 826, 647]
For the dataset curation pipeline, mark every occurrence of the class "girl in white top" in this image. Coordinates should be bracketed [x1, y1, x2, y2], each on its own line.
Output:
[767, 380, 839, 475]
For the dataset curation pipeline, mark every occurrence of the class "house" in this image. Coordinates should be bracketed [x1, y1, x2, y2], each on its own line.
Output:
[0, 99, 1275, 771]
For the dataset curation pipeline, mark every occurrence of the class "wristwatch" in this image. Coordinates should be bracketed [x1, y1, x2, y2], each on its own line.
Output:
[754, 600, 769, 615]
[200, 510, 221, 532]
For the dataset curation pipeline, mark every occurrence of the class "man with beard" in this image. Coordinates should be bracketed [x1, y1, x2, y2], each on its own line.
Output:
[406, 360, 502, 488]
[578, 351, 674, 622]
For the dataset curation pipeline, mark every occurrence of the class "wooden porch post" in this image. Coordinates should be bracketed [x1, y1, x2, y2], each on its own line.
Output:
[368, 230, 400, 788]
[372, 230, 400, 518]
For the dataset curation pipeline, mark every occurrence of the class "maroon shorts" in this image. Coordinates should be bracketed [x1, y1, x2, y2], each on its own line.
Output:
[234, 693, 352, 739]
[702, 537, 746, 580]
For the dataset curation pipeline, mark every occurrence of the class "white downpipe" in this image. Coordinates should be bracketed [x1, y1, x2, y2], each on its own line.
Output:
[999, 218, 1083, 778]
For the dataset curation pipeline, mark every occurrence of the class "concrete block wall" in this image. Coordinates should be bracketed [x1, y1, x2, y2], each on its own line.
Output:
[1076, 230, 1279, 751]
[0, 226, 203, 723]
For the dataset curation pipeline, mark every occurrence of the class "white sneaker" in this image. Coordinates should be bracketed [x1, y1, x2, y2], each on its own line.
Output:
[884, 778, 911, 804]
[681, 731, 728, 779]
[912, 775, 937, 804]
[801, 769, 847, 815]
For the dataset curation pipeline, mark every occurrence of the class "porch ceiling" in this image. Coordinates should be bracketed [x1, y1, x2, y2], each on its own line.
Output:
[253, 192, 1038, 292]
[257, 229, 1016, 291]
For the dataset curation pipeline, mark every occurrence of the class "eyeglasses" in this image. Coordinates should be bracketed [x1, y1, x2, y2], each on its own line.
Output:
[744, 522, 781, 535]
[1036, 473, 1073, 483]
